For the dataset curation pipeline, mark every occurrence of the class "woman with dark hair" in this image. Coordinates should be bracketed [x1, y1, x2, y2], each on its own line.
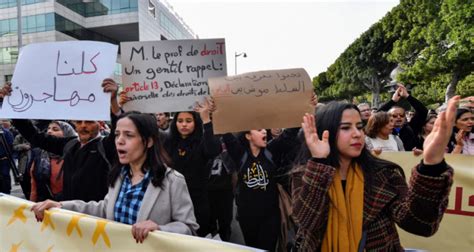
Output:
[364, 111, 404, 153]
[449, 108, 474, 155]
[31, 112, 199, 242]
[414, 114, 437, 150]
[29, 121, 77, 202]
[292, 97, 457, 251]
[163, 98, 221, 237]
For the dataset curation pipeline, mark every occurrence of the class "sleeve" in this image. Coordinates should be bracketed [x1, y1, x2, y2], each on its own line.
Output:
[61, 191, 109, 218]
[102, 112, 119, 164]
[377, 99, 396, 112]
[201, 122, 221, 159]
[12, 135, 29, 152]
[407, 95, 428, 136]
[365, 136, 374, 150]
[292, 160, 335, 249]
[29, 163, 37, 202]
[11, 119, 70, 156]
[389, 162, 453, 236]
[267, 127, 300, 161]
[221, 133, 245, 165]
[158, 174, 200, 235]
[394, 135, 405, 151]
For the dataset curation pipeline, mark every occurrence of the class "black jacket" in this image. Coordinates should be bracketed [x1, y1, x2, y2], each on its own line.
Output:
[13, 117, 117, 202]
[378, 95, 428, 150]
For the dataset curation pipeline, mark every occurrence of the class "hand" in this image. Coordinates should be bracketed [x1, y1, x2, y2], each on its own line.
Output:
[301, 113, 330, 158]
[131, 220, 159, 243]
[118, 91, 131, 107]
[310, 93, 318, 107]
[30, 200, 61, 222]
[398, 83, 409, 98]
[454, 129, 465, 147]
[412, 147, 423, 156]
[392, 87, 402, 102]
[101, 78, 118, 98]
[372, 148, 382, 156]
[423, 96, 459, 165]
[0, 82, 12, 99]
[194, 97, 214, 123]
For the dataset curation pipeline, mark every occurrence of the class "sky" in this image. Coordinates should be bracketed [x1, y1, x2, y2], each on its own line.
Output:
[167, 0, 399, 78]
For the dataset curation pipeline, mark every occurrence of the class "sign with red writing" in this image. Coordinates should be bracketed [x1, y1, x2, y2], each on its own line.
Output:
[120, 39, 227, 113]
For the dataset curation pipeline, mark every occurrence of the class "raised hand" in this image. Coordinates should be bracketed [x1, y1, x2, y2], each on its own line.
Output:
[131, 220, 160, 243]
[392, 86, 402, 102]
[118, 91, 131, 107]
[310, 92, 318, 107]
[301, 113, 330, 159]
[423, 96, 460, 165]
[0, 82, 12, 99]
[194, 97, 214, 123]
[101, 78, 118, 97]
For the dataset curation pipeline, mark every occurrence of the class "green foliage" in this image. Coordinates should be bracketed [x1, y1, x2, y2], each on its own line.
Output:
[314, 0, 473, 105]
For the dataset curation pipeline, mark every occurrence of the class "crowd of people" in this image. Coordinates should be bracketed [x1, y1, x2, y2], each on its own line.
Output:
[0, 79, 472, 251]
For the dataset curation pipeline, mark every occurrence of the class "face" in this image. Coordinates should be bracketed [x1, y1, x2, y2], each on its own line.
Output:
[246, 129, 268, 149]
[455, 112, 474, 132]
[380, 118, 394, 136]
[176, 113, 195, 137]
[423, 117, 436, 135]
[336, 109, 365, 162]
[389, 107, 406, 128]
[358, 105, 371, 121]
[47, 122, 64, 137]
[115, 117, 152, 165]
[271, 128, 282, 138]
[73, 120, 100, 144]
[156, 113, 169, 129]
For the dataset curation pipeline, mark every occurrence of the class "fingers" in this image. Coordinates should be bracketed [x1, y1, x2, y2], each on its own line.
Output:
[445, 96, 460, 128]
[321, 130, 329, 143]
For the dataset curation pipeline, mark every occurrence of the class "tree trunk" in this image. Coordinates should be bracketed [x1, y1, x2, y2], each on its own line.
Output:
[372, 89, 380, 108]
[445, 71, 460, 102]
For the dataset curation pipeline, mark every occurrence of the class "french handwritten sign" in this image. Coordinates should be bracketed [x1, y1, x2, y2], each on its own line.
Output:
[209, 68, 314, 133]
[120, 39, 227, 113]
[0, 41, 118, 120]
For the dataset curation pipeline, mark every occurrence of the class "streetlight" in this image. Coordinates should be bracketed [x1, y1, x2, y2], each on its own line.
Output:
[234, 52, 247, 75]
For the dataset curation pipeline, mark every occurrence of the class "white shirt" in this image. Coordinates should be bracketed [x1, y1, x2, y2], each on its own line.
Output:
[366, 135, 401, 152]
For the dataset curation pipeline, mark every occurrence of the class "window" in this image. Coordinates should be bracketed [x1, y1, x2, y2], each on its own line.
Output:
[0, 47, 19, 65]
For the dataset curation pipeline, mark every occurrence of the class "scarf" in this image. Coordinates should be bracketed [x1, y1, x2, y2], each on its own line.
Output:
[322, 163, 364, 252]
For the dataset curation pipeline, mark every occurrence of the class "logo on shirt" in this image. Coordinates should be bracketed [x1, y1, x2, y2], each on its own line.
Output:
[243, 162, 269, 190]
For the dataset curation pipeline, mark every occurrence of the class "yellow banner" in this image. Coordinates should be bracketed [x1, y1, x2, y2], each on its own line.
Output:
[379, 153, 474, 252]
[0, 195, 259, 252]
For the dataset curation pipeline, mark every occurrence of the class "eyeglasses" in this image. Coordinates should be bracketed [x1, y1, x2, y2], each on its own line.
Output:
[391, 114, 405, 118]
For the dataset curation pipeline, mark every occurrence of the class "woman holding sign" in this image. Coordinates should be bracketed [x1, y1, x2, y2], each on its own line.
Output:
[162, 97, 221, 237]
[31, 112, 199, 242]
[291, 97, 458, 251]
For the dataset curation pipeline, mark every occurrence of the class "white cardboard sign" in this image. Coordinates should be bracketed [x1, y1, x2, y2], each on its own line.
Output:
[0, 41, 118, 120]
[120, 39, 227, 113]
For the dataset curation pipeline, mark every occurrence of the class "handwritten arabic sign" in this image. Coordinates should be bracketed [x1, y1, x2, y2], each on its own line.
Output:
[120, 39, 227, 113]
[209, 68, 314, 134]
[0, 41, 118, 120]
[379, 153, 474, 251]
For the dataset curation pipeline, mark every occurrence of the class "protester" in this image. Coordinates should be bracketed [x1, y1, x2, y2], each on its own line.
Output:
[222, 127, 299, 251]
[357, 103, 371, 126]
[207, 138, 237, 242]
[31, 112, 199, 242]
[414, 114, 437, 151]
[449, 108, 474, 155]
[156, 112, 171, 132]
[29, 121, 77, 202]
[12, 133, 32, 199]
[0, 123, 14, 194]
[365, 111, 405, 153]
[378, 83, 428, 151]
[292, 96, 458, 251]
[1, 79, 120, 202]
[162, 98, 221, 237]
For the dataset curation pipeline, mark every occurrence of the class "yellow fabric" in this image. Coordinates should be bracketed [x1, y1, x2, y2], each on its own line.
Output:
[322, 163, 364, 252]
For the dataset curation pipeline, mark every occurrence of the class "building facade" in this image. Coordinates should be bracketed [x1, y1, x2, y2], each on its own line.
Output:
[0, 0, 196, 82]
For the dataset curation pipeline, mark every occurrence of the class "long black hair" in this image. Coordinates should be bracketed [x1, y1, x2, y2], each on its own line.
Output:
[109, 111, 171, 188]
[447, 108, 473, 152]
[294, 102, 403, 189]
[165, 111, 204, 161]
